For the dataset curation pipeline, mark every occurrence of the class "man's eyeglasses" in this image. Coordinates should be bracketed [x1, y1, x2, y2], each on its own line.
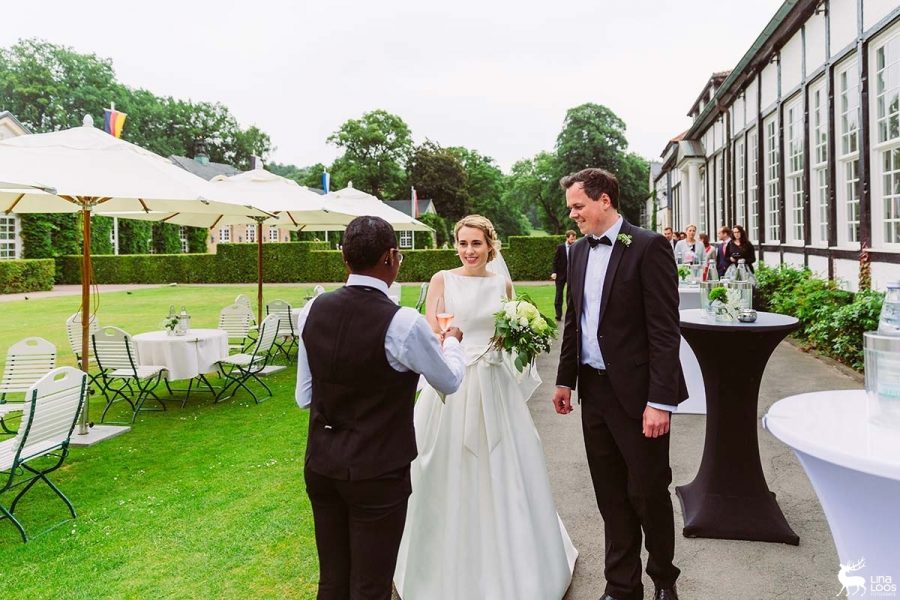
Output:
[394, 249, 404, 264]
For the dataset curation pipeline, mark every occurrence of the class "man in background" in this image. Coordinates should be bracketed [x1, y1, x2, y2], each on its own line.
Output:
[552, 230, 577, 321]
[663, 227, 676, 254]
[715, 225, 732, 276]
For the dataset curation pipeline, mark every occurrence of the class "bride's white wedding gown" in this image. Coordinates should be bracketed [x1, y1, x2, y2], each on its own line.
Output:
[394, 270, 577, 600]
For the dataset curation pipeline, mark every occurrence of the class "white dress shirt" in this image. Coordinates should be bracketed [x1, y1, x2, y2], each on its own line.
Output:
[295, 274, 466, 409]
[577, 218, 676, 413]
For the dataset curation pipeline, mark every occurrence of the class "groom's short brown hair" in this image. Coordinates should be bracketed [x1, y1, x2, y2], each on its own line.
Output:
[560, 168, 619, 209]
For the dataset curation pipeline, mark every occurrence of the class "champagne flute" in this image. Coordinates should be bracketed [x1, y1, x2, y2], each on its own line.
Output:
[436, 296, 454, 335]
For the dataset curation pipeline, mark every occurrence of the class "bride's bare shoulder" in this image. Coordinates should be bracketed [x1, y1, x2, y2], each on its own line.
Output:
[429, 270, 447, 285]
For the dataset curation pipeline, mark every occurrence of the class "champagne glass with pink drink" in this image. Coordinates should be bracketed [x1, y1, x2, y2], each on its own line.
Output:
[436, 296, 454, 334]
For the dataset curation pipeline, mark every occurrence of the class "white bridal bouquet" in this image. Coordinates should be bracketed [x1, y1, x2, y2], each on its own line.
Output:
[489, 295, 557, 372]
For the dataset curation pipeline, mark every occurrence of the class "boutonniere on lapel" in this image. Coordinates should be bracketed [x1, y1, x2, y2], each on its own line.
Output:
[617, 233, 632, 247]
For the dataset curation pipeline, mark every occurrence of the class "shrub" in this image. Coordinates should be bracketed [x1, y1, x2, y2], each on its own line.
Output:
[503, 235, 564, 281]
[0, 259, 55, 293]
[754, 262, 883, 372]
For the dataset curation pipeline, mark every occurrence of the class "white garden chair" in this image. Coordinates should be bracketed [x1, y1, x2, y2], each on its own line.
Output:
[388, 282, 402, 304]
[214, 314, 280, 404]
[0, 337, 56, 434]
[265, 300, 297, 361]
[92, 327, 169, 424]
[65, 311, 103, 392]
[218, 303, 256, 354]
[0, 366, 86, 542]
[234, 294, 252, 311]
[65, 311, 99, 365]
[415, 282, 429, 313]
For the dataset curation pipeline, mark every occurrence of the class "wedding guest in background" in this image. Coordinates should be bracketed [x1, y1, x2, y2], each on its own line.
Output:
[674, 225, 702, 263]
[715, 226, 732, 276]
[551, 230, 577, 321]
[725, 224, 756, 272]
[677, 231, 686, 241]
[699, 233, 717, 265]
[663, 227, 676, 254]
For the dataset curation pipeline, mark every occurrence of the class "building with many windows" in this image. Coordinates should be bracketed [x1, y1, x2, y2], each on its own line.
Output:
[654, 0, 900, 290]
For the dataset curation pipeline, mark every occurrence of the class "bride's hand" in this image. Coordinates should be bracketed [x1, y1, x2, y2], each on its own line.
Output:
[441, 326, 463, 343]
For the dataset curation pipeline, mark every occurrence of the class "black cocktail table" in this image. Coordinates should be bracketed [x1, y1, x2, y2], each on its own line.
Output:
[676, 309, 800, 545]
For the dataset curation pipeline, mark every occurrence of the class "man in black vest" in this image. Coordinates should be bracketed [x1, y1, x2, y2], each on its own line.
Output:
[553, 169, 685, 600]
[296, 216, 466, 600]
[552, 229, 577, 321]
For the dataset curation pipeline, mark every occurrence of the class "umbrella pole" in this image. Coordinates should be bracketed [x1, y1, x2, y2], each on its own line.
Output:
[79, 205, 91, 435]
[257, 221, 264, 325]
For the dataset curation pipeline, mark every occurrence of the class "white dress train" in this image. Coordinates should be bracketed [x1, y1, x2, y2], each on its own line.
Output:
[394, 271, 577, 600]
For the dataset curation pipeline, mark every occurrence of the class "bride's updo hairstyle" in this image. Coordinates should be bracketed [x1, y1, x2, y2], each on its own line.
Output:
[454, 215, 499, 262]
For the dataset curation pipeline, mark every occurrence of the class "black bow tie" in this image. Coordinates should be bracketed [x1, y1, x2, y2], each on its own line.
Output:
[587, 235, 612, 248]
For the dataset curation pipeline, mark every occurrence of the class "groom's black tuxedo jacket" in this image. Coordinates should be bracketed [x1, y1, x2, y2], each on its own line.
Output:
[556, 220, 687, 418]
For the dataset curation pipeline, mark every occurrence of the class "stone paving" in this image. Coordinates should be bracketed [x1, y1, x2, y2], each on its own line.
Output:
[532, 337, 862, 600]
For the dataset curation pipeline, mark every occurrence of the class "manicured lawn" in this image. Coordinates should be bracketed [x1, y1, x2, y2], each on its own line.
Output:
[0, 282, 554, 599]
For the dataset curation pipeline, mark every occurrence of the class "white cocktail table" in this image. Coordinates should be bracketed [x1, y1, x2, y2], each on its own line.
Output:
[677, 286, 705, 414]
[764, 390, 900, 581]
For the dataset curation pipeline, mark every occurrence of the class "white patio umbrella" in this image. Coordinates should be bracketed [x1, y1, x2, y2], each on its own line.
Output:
[116, 168, 357, 322]
[320, 185, 432, 232]
[0, 119, 273, 433]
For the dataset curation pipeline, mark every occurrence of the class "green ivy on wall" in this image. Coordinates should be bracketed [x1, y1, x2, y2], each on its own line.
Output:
[117, 220, 153, 254]
[151, 222, 182, 254]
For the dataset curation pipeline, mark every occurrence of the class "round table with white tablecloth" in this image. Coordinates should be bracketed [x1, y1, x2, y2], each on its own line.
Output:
[677, 285, 705, 414]
[764, 390, 900, 581]
[133, 329, 229, 381]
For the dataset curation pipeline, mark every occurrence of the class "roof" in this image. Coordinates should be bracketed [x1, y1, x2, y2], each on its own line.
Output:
[687, 71, 732, 117]
[660, 130, 688, 162]
[0, 111, 31, 136]
[383, 199, 436, 217]
[169, 155, 240, 181]
[684, 0, 818, 141]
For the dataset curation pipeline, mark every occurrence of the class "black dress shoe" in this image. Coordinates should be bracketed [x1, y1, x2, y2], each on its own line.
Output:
[654, 585, 679, 600]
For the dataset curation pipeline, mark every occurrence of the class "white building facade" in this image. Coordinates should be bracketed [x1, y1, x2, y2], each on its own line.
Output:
[656, 0, 900, 291]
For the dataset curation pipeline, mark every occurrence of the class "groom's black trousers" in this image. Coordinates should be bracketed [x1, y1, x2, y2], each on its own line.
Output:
[579, 366, 680, 599]
[305, 465, 411, 600]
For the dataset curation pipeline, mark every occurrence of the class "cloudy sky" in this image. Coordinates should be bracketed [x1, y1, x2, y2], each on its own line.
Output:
[1, 0, 784, 172]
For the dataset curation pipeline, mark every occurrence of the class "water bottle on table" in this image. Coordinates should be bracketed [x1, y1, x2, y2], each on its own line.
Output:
[878, 283, 900, 335]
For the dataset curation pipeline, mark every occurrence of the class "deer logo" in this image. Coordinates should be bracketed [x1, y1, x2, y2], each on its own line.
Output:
[837, 558, 867, 597]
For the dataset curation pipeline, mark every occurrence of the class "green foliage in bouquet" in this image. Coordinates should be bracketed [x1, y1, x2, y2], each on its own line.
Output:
[677, 265, 690, 281]
[490, 293, 558, 372]
[707, 287, 729, 304]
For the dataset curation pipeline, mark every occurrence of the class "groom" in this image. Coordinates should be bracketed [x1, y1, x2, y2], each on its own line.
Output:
[552, 168, 686, 600]
[295, 216, 467, 600]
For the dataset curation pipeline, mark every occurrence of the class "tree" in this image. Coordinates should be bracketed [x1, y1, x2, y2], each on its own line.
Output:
[0, 38, 275, 258]
[555, 103, 628, 175]
[503, 152, 570, 234]
[448, 147, 529, 239]
[617, 152, 651, 224]
[408, 141, 470, 222]
[267, 162, 329, 191]
[327, 110, 412, 198]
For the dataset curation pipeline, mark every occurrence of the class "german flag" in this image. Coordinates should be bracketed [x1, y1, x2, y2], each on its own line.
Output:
[103, 109, 127, 138]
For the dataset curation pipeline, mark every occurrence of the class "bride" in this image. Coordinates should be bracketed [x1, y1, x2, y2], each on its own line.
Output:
[394, 215, 577, 599]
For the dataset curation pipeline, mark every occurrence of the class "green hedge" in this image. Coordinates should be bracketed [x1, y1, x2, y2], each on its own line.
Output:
[0, 259, 55, 293]
[53, 236, 565, 285]
[755, 263, 883, 371]
[504, 235, 564, 280]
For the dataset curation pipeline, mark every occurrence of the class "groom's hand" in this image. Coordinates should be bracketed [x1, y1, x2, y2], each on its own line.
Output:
[552, 386, 573, 415]
[642, 406, 670, 438]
